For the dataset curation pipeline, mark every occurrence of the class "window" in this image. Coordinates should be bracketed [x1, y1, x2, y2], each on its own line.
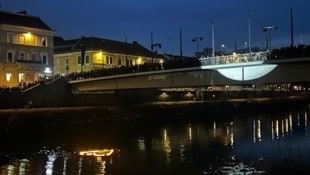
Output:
[19, 52, 25, 60]
[77, 56, 81, 64]
[7, 33, 13, 43]
[118, 58, 122, 66]
[85, 55, 90, 64]
[7, 51, 14, 63]
[6, 73, 13, 82]
[31, 53, 37, 61]
[42, 54, 48, 65]
[18, 73, 24, 83]
[106, 56, 112, 64]
[41, 37, 47, 46]
[126, 57, 132, 67]
[19, 35, 25, 44]
[65, 58, 69, 64]
[126, 58, 130, 67]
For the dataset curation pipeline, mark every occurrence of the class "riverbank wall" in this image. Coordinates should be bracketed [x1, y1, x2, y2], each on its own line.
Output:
[1, 77, 310, 130]
[0, 96, 309, 131]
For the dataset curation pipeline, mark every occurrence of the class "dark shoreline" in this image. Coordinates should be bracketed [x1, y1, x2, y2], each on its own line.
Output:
[0, 96, 309, 131]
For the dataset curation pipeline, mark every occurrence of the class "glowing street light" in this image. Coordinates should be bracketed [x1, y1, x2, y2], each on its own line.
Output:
[221, 44, 225, 55]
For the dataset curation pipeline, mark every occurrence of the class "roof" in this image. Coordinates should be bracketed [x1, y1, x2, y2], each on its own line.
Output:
[54, 36, 157, 58]
[0, 10, 52, 30]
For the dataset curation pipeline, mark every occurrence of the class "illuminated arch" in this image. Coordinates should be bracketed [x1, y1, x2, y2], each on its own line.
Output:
[216, 64, 278, 81]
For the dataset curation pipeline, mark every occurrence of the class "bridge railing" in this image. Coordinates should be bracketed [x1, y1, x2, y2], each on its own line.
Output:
[199, 51, 268, 66]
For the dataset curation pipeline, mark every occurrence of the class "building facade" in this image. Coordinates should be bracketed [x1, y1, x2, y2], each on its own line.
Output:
[0, 10, 54, 88]
[54, 36, 164, 75]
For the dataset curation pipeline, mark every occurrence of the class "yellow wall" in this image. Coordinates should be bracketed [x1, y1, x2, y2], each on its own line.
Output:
[54, 50, 164, 75]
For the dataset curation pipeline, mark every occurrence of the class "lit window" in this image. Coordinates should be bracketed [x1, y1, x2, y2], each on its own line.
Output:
[19, 35, 25, 44]
[6, 73, 13, 82]
[18, 73, 24, 83]
[106, 56, 112, 64]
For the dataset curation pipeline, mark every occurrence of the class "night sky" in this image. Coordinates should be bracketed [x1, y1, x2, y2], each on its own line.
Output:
[2, 0, 310, 56]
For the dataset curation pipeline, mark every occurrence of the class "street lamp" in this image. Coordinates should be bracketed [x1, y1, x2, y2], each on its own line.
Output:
[192, 36, 203, 58]
[166, 36, 174, 59]
[263, 26, 277, 58]
[221, 44, 225, 55]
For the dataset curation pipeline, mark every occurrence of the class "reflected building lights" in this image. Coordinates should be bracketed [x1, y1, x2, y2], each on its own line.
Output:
[163, 129, 167, 142]
[281, 119, 285, 137]
[96, 160, 106, 175]
[63, 156, 68, 175]
[253, 120, 261, 142]
[271, 121, 274, 140]
[7, 164, 14, 174]
[230, 122, 234, 147]
[257, 120, 261, 142]
[253, 119, 256, 143]
[138, 137, 146, 151]
[213, 121, 217, 138]
[188, 125, 192, 141]
[78, 157, 83, 175]
[275, 120, 279, 139]
[19, 159, 29, 175]
[285, 118, 289, 134]
[289, 114, 293, 132]
[270, 112, 309, 140]
[305, 111, 308, 129]
[162, 129, 171, 165]
[45, 153, 57, 175]
[179, 144, 185, 162]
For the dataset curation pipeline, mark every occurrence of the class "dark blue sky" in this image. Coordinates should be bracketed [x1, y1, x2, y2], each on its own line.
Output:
[2, 0, 310, 56]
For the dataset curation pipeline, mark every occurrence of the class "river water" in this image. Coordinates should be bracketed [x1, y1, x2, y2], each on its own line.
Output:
[1, 104, 310, 175]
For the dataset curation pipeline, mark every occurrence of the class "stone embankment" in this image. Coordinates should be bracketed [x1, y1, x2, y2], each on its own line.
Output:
[0, 96, 309, 130]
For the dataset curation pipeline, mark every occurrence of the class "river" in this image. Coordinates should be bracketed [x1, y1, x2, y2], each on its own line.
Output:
[1, 104, 310, 174]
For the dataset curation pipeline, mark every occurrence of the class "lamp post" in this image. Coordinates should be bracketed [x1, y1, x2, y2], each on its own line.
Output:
[167, 36, 174, 59]
[221, 44, 225, 55]
[192, 36, 203, 58]
[151, 32, 161, 63]
[263, 26, 277, 58]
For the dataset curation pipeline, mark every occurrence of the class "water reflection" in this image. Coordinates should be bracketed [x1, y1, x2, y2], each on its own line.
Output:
[0, 106, 309, 174]
[45, 153, 56, 175]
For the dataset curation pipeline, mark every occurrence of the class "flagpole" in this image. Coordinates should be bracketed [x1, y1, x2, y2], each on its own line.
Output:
[212, 19, 215, 57]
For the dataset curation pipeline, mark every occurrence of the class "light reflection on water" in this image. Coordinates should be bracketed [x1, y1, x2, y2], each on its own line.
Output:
[0, 106, 310, 174]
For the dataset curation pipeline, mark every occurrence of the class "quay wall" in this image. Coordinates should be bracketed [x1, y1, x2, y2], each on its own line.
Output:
[0, 77, 309, 130]
[0, 98, 309, 131]
[1, 77, 309, 109]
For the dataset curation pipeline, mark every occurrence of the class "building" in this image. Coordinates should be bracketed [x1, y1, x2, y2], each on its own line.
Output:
[0, 10, 54, 88]
[54, 36, 164, 75]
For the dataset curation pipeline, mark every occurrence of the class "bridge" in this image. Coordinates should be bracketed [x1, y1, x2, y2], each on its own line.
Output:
[69, 56, 310, 94]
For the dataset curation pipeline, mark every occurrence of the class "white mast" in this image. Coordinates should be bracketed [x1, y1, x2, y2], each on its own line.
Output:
[248, 13, 251, 57]
[212, 19, 215, 57]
